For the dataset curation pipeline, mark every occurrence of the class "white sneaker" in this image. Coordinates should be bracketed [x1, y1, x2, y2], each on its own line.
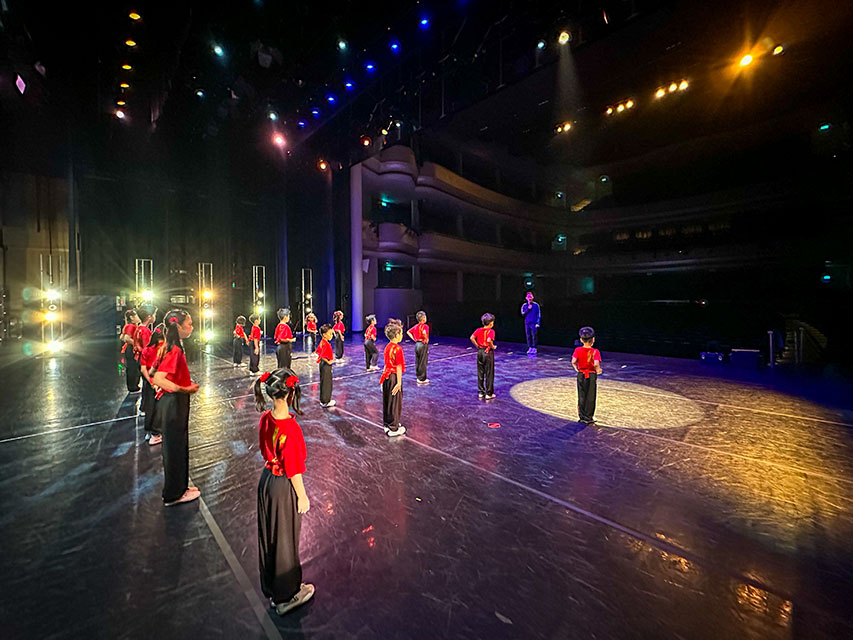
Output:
[384, 425, 406, 437]
[416, 378, 430, 385]
[321, 400, 337, 408]
[164, 487, 200, 506]
[485, 394, 496, 399]
[275, 583, 315, 616]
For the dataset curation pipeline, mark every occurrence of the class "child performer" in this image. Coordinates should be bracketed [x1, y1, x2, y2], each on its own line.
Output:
[132, 307, 157, 401]
[520, 291, 541, 355]
[274, 308, 296, 370]
[316, 324, 336, 408]
[151, 310, 200, 506]
[233, 315, 249, 367]
[331, 310, 346, 360]
[363, 314, 380, 371]
[380, 320, 406, 437]
[248, 313, 262, 375]
[305, 312, 318, 350]
[470, 313, 496, 400]
[406, 310, 430, 385]
[571, 326, 602, 425]
[139, 324, 165, 445]
[253, 368, 315, 616]
[120, 309, 141, 393]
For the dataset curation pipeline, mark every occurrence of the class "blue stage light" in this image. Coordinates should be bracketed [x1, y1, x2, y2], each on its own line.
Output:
[326, 94, 337, 104]
[419, 17, 430, 29]
[365, 62, 376, 72]
[537, 40, 546, 50]
[311, 108, 321, 118]
[213, 44, 224, 57]
[297, 119, 307, 129]
[822, 274, 831, 282]
[344, 80, 355, 91]
[337, 39, 348, 52]
[390, 40, 401, 53]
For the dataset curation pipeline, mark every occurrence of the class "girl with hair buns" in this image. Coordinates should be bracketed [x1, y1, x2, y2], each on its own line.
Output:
[253, 368, 314, 616]
[151, 309, 201, 506]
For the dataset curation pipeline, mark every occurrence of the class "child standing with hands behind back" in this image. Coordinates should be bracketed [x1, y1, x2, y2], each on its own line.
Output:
[380, 320, 406, 437]
[470, 313, 496, 400]
[572, 326, 602, 425]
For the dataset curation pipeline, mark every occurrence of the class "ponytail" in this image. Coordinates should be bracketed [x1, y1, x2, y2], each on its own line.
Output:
[158, 309, 190, 363]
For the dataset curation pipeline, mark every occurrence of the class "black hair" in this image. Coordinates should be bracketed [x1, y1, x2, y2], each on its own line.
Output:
[236, 315, 246, 325]
[136, 306, 154, 323]
[416, 310, 426, 322]
[365, 314, 376, 325]
[249, 313, 260, 324]
[158, 309, 190, 362]
[124, 309, 135, 323]
[579, 326, 595, 341]
[319, 323, 333, 337]
[333, 310, 343, 321]
[385, 320, 402, 340]
[147, 324, 166, 348]
[277, 308, 291, 320]
[481, 313, 495, 326]
[253, 367, 304, 415]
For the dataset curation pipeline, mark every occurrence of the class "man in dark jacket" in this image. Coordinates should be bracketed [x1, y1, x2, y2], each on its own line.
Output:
[520, 291, 541, 354]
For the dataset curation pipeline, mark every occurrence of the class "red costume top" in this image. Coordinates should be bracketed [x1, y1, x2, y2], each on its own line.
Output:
[120, 323, 137, 353]
[409, 323, 429, 343]
[134, 325, 152, 359]
[316, 338, 334, 363]
[572, 347, 602, 378]
[306, 320, 317, 332]
[140, 345, 159, 369]
[233, 324, 247, 341]
[364, 325, 377, 341]
[333, 321, 345, 335]
[471, 327, 496, 354]
[258, 412, 307, 478]
[274, 323, 293, 344]
[380, 343, 405, 383]
[249, 325, 261, 342]
[155, 345, 192, 397]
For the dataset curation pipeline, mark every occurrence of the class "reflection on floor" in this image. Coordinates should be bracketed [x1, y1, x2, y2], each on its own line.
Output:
[1, 336, 852, 639]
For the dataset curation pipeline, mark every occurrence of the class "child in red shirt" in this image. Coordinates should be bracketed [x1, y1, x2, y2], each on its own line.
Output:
[332, 310, 346, 360]
[470, 313, 496, 399]
[233, 315, 248, 366]
[406, 310, 430, 385]
[316, 324, 336, 407]
[363, 314, 380, 371]
[253, 367, 315, 616]
[274, 308, 296, 370]
[571, 326, 602, 425]
[248, 313, 262, 375]
[305, 312, 318, 350]
[120, 309, 141, 393]
[380, 319, 406, 436]
[139, 323, 165, 445]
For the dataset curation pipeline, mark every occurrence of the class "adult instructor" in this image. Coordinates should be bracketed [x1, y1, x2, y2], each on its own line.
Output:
[520, 291, 541, 355]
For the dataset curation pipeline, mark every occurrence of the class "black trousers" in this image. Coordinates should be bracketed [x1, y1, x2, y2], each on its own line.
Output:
[382, 373, 402, 428]
[141, 378, 159, 434]
[232, 337, 244, 364]
[276, 342, 292, 370]
[159, 392, 190, 503]
[258, 467, 302, 604]
[415, 342, 429, 381]
[319, 361, 333, 404]
[525, 324, 538, 349]
[364, 339, 379, 369]
[125, 350, 141, 392]
[577, 372, 598, 422]
[249, 344, 260, 373]
[477, 348, 495, 396]
[334, 335, 344, 359]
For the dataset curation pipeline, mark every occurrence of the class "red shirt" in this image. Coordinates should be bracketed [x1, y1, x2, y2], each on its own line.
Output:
[249, 325, 261, 342]
[471, 327, 496, 353]
[333, 321, 345, 335]
[364, 324, 377, 341]
[306, 320, 317, 332]
[409, 323, 429, 343]
[572, 347, 602, 378]
[274, 322, 293, 344]
[156, 345, 193, 394]
[140, 344, 159, 369]
[316, 338, 334, 363]
[380, 342, 405, 383]
[258, 412, 307, 478]
[134, 325, 152, 358]
[120, 323, 137, 353]
[233, 324, 247, 340]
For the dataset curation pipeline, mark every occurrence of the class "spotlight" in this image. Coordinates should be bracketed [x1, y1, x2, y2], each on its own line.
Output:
[364, 62, 376, 72]
[558, 31, 571, 45]
[625, 99, 634, 109]
[606, 106, 614, 115]
[115, 108, 126, 119]
[337, 39, 348, 52]
[819, 123, 831, 131]
[121, 64, 132, 70]
[678, 80, 688, 91]
[46, 340, 62, 353]
[44, 311, 58, 322]
[256, 306, 264, 314]
[297, 119, 307, 129]
[142, 290, 154, 301]
[555, 125, 563, 133]
[360, 135, 372, 147]
[311, 108, 321, 118]
[306, 307, 312, 313]
[740, 54, 753, 67]
[318, 159, 328, 171]
[537, 39, 546, 50]
[273, 133, 286, 147]
[120, 82, 130, 89]
[772, 45, 784, 56]
[390, 40, 401, 53]
[125, 39, 137, 47]
[204, 330, 214, 341]
[419, 17, 430, 29]
[562, 121, 572, 131]
[306, 293, 312, 300]
[344, 80, 355, 91]
[195, 89, 205, 98]
[203, 309, 213, 318]
[257, 292, 264, 299]
[202, 290, 212, 300]
[129, 12, 141, 20]
[213, 45, 224, 57]
[395, 121, 402, 128]
[380, 128, 389, 136]
[268, 110, 278, 121]
[655, 87, 666, 98]
[117, 100, 126, 106]
[668, 82, 678, 93]
[326, 94, 337, 104]
[616, 104, 625, 112]
[555, 191, 564, 199]
[45, 289, 60, 300]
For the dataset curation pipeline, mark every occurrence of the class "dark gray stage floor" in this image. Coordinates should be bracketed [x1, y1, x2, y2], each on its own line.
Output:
[1, 336, 852, 639]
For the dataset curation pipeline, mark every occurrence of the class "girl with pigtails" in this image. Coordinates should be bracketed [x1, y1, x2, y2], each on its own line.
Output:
[253, 368, 315, 616]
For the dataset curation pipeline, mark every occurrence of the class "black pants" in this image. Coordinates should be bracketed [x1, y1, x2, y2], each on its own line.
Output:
[276, 342, 292, 370]
[415, 342, 428, 381]
[364, 339, 378, 369]
[577, 372, 598, 422]
[249, 344, 260, 373]
[159, 392, 190, 503]
[141, 378, 159, 434]
[232, 337, 244, 364]
[382, 373, 402, 429]
[525, 324, 538, 349]
[125, 350, 141, 392]
[334, 335, 344, 359]
[319, 361, 333, 404]
[477, 348, 495, 396]
[258, 467, 302, 604]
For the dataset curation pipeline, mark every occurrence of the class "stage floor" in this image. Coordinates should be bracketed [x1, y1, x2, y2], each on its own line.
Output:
[1, 336, 852, 639]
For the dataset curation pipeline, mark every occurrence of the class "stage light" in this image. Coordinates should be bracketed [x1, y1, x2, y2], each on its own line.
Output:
[326, 94, 337, 104]
[306, 294, 312, 300]
[740, 54, 753, 67]
[360, 135, 372, 147]
[142, 290, 154, 301]
[558, 31, 571, 45]
[256, 306, 264, 314]
[668, 82, 678, 93]
[203, 309, 213, 318]
[268, 110, 278, 121]
[311, 108, 321, 118]
[772, 45, 784, 56]
[44, 311, 58, 322]
[390, 40, 401, 53]
[384, 262, 392, 272]
[125, 39, 137, 47]
[616, 104, 625, 113]
[306, 307, 312, 313]
[678, 80, 688, 91]
[655, 88, 666, 98]
[45, 289, 60, 301]
[537, 40, 546, 50]
[122, 64, 132, 70]
[273, 133, 286, 147]
[120, 82, 130, 89]
[562, 121, 572, 131]
[555, 125, 563, 133]
[15, 75, 26, 95]
[606, 106, 614, 115]
[625, 99, 634, 109]
[204, 330, 214, 341]
[115, 109, 126, 119]
[337, 39, 348, 52]
[117, 100, 126, 106]
[129, 12, 141, 20]
[555, 191, 564, 199]
[202, 290, 212, 300]
[318, 159, 328, 171]
[297, 119, 307, 129]
[344, 80, 355, 91]
[395, 121, 402, 128]
[419, 17, 430, 29]
[364, 62, 376, 72]
[819, 123, 831, 131]
[213, 45, 224, 57]
[257, 292, 264, 298]
[46, 340, 62, 353]
[822, 274, 831, 282]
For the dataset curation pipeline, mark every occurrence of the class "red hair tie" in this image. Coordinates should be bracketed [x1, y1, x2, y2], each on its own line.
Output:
[259, 372, 271, 383]
[169, 317, 178, 324]
[285, 375, 298, 388]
